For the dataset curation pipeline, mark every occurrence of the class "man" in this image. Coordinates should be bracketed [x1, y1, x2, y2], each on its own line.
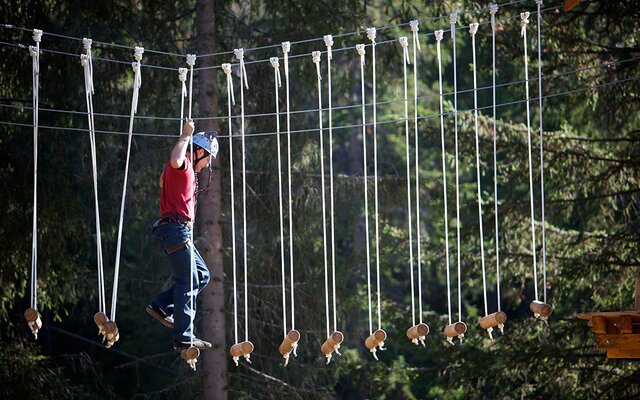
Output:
[146, 119, 219, 350]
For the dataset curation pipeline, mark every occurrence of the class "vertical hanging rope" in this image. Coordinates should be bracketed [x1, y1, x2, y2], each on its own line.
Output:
[449, 13, 464, 327]
[435, 30, 452, 328]
[24, 30, 44, 340]
[282, 42, 296, 333]
[399, 36, 416, 329]
[178, 67, 188, 133]
[81, 39, 105, 316]
[323, 34, 338, 335]
[409, 20, 424, 325]
[520, 13, 539, 302]
[470, 22, 490, 322]
[356, 43, 373, 337]
[110, 46, 144, 324]
[536, 0, 548, 305]
[234, 48, 250, 344]
[185, 54, 197, 351]
[367, 27, 382, 332]
[490, 3, 502, 316]
[269, 58, 287, 342]
[222, 63, 239, 346]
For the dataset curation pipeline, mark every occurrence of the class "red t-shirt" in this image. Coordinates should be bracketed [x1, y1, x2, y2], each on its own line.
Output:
[160, 157, 195, 221]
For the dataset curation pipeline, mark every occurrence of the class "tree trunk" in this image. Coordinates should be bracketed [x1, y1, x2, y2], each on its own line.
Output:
[196, 1, 226, 398]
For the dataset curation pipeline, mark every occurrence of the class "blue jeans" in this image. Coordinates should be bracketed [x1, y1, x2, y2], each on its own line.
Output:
[151, 219, 210, 341]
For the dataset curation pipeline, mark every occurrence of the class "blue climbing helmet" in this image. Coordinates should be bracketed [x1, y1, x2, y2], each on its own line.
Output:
[192, 131, 219, 159]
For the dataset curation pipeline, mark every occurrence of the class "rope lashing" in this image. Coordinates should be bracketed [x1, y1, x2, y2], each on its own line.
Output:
[446, 12, 467, 345]
[232, 48, 254, 365]
[81, 43, 107, 339]
[108, 46, 144, 348]
[520, 12, 553, 322]
[320, 34, 344, 364]
[435, 30, 453, 335]
[367, 27, 383, 335]
[25, 29, 43, 340]
[178, 67, 188, 133]
[536, 0, 549, 307]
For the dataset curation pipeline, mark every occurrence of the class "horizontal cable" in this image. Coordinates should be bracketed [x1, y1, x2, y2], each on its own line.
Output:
[1, 55, 637, 123]
[0, 0, 528, 62]
[1, 77, 636, 140]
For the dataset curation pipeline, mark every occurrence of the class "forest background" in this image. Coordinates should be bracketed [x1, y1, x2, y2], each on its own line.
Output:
[1, 0, 639, 399]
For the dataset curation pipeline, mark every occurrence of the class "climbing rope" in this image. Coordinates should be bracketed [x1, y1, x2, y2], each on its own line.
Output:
[469, 22, 491, 335]
[435, 29, 452, 329]
[399, 35, 416, 329]
[80, 39, 106, 317]
[409, 20, 424, 327]
[185, 53, 196, 356]
[222, 63, 239, 347]
[536, 0, 548, 305]
[26, 29, 43, 340]
[178, 67, 188, 133]
[367, 27, 382, 334]
[110, 46, 144, 325]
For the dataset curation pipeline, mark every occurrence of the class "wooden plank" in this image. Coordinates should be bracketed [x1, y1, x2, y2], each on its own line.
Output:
[595, 334, 640, 351]
[607, 348, 640, 359]
[592, 316, 607, 335]
[577, 311, 640, 320]
[619, 316, 633, 334]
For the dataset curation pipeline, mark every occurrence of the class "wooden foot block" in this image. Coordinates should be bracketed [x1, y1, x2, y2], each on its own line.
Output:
[530, 300, 553, 319]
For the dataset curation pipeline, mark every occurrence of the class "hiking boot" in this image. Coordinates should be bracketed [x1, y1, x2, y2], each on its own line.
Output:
[173, 338, 212, 350]
[146, 303, 174, 329]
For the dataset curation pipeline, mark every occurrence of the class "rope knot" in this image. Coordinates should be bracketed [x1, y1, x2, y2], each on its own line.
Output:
[82, 38, 92, 50]
[323, 35, 333, 60]
[80, 53, 89, 67]
[269, 57, 279, 69]
[355, 43, 366, 65]
[281, 41, 291, 54]
[32, 29, 43, 43]
[399, 37, 410, 64]
[221, 63, 232, 75]
[366, 27, 376, 43]
[312, 50, 321, 64]
[133, 46, 144, 61]
[435, 30, 444, 42]
[489, 3, 498, 14]
[469, 22, 479, 36]
[186, 54, 196, 67]
[178, 67, 188, 82]
[29, 45, 38, 58]
[449, 12, 459, 25]
[409, 20, 419, 33]
[221, 63, 235, 104]
[520, 12, 530, 37]
[535, 0, 543, 4]
[233, 48, 244, 61]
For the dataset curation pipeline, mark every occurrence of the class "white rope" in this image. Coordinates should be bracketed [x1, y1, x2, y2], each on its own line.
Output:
[222, 63, 239, 344]
[449, 13, 463, 323]
[178, 67, 187, 133]
[81, 42, 106, 315]
[110, 46, 144, 322]
[410, 20, 424, 324]
[520, 12, 539, 301]
[399, 36, 415, 327]
[29, 29, 42, 311]
[536, 0, 548, 304]
[489, 3, 503, 315]
[185, 53, 196, 348]
[324, 34, 338, 334]
[269, 58, 287, 341]
[435, 30, 453, 326]
[356, 43, 373, 336]
[469, 23, 489, 319]
[234, 48, 250, 342]
[282, 41, 296, 331]
[367, 27, 382, 331]
[312, 51, 331, 339]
